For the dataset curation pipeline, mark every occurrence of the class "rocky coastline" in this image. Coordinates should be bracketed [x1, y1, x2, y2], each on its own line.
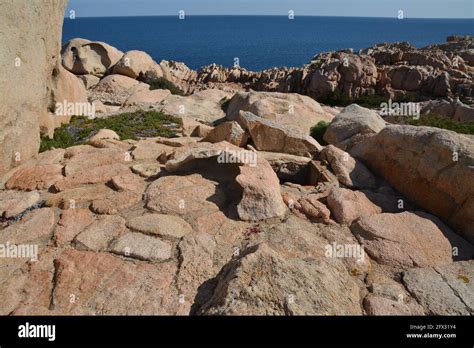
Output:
[0, 0, 473, 316]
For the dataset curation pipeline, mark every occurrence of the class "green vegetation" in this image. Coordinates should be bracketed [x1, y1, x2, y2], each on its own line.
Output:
[321, 92, 419, 109]
[40, 111, 181, 152]
[391, 113, 474, 135]
[148, 77, 185, 96]
[408, 114, 474, 134]
[310, 121, 330, 145]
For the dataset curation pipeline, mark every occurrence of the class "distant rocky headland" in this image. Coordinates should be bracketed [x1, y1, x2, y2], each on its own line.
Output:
[0, 0, 473, 316]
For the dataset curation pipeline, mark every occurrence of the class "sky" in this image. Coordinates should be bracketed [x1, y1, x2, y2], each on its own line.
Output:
[66, 0, 474, 19]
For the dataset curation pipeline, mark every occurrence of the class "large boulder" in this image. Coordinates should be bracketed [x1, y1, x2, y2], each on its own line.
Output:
[320, 145, 377, 189]
[159, 89, 233, 123]
[0, 0, 68, 175]
[123, 88, 171, 107]
[112, 50, 160, 79]
[197, 243, 363, 315]
[164, 142, 287, 221]
[351, 125, 474, 243]
[42, 66, 89, 137]
[89, 74, 150, 105]
[61, 38, 124, 76]
[202, 121, 248, 147]
[327, 187, 381, 224]
[351, 211, 473, 269]
[226, 91, 333, 133]
[306, 52, 378, 101]
[323, 104, 386, 150]
[238, 111, 322, 157]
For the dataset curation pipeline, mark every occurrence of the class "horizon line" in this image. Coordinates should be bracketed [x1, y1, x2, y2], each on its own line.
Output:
[64, 14, 474, 20]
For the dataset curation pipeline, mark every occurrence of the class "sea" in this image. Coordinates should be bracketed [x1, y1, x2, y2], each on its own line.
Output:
[62, 16, 474, 71]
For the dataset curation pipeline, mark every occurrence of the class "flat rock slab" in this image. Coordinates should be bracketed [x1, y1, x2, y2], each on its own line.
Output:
[5, 164, 64, 191]
[49, 249, 179, 315]
[131, 162, 162, 178]
[54, 163, 131, 191]
[0, 208, 56, 245]
[145, 173, 227, 219]
[110, 232, 172, 261]
[0, 190, 40, 218]
[91, 190, 142, 215]
[126, 214, 193, 239]
[403, 261, 474, 315]
[54, 208, 95, 247]
[74, 215, 126, 251]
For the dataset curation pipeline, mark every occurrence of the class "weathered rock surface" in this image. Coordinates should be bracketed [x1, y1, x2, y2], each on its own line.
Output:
[351, 212, 469, 268]
[89, 74, 149, 105]
[112, 50, 160, 79]
[0, 190, 40, 218]
[74, 215, 126, 251]
[0, 0, 68, 175]
[123, 88, 171, 107]
[324, 104, 386, 150]
[320, 145, 377, 189]
[164, 142, 287, 221]
[226, 91, 333, 133]
[49, 249, 178, 315]
[238, 111, 322, 156]
[54, 208, 95, 247]
[327, 187, 381, 224]
[202, 121, 248, 147]
[159, 89, 232, 123]
[110, 232, 172, 262]
[198, 244, 362, 315]
[403, 261, 474, 315]
[0, 208, 56, 245]
[351, 125, 474, 243]
[127, 214, 193, 239]
[5, 164, 64, 191]
[61, 38, 124, 76]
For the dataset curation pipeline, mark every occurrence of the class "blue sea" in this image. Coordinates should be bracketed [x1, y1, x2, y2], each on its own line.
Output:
[62, 16, 474, 71]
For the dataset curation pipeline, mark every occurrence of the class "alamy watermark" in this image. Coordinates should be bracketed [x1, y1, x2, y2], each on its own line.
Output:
[217, 148, 258, 167]
[0, 242, 38, 261]
[55, 100, 96, 118]
[380, 99, 420, 119]
[325, 242, 365, 263]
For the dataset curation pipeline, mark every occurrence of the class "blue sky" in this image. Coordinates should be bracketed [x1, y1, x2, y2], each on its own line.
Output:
[66, 0, 474, 18]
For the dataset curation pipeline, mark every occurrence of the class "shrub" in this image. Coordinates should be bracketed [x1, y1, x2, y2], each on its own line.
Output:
[40, 111, 181, 152]
[310, 120, 330, 145]
[148, 77, 185, 96]
[407, 113, 474, 134]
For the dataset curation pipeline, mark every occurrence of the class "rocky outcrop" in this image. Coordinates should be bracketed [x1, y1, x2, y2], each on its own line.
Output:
[351, 125, 474, 243]
[351, 211, 473, 269]
[226, 91, 334, 133]
[323, 104, 386, 150]
[61, 38, 124, 76]
[0, 0, 68, 175]
[238, 111, 322, 156]
[89, 74, 150, 105]
[402, 261, 474, 315]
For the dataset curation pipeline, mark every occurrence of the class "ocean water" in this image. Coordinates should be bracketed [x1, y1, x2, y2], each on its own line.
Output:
[62, 16, 474, 71]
